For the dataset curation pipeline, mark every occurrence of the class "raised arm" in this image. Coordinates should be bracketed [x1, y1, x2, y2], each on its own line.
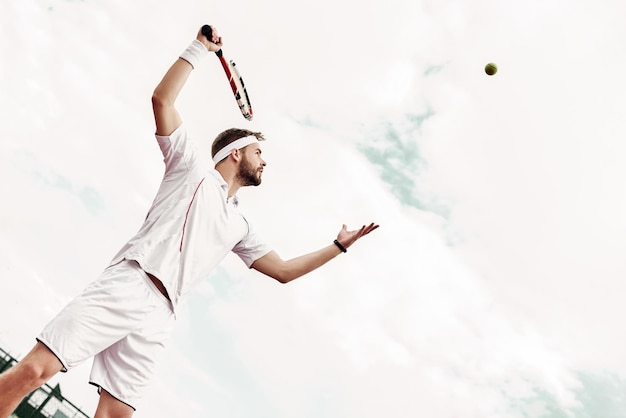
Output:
[251, 223, 379, 283]
[152, 26, 223, 136]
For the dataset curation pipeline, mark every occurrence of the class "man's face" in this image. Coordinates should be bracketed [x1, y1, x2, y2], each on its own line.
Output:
[237, 144, 265, 186]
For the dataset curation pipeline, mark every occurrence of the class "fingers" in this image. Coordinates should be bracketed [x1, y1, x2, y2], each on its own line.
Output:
[198, 25, 223, 50]
[363, 222, 379, 235]
[355, 223, 379, 237]
[347, 222, 379, 240]
[201, 25, 219, 43]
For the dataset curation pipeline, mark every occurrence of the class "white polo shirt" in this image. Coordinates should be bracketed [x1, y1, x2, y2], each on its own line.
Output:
[110, 123, 271, 313]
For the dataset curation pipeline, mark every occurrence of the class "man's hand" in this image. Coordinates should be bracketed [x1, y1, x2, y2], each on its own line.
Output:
[336, 223, 379, 251]
[197, 25, 223, 53]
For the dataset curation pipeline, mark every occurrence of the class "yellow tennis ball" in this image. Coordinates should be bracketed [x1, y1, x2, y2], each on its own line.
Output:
[485, 62, 498, 76]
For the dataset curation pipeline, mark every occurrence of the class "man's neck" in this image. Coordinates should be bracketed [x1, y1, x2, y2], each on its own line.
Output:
[215, 165, 241, 198]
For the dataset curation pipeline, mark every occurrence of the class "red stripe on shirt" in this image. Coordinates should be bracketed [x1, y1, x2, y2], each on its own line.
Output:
[180, 177, 205, 252]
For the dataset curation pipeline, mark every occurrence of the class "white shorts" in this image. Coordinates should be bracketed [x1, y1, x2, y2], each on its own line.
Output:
[37, 259, 175, 410]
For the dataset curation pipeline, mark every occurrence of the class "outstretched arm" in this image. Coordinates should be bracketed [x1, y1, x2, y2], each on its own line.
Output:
[251, 223, 379, 283]
[152, 26, 223, 136]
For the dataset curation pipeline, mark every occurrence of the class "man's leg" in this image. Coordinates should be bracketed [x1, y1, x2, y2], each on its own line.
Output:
[93, 389, 134, 418]
[0, 341, 63, 417]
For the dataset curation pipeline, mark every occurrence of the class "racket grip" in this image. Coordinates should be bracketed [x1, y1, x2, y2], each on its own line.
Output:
[201, 24, 223, 57]
[201, 24, 212, 40]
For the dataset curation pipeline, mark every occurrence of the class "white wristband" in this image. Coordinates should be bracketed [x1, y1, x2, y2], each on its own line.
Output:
[179, 39, 208, 69]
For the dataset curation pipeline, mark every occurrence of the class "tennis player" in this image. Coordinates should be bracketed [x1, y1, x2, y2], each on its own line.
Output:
[0, 25, 378, 418]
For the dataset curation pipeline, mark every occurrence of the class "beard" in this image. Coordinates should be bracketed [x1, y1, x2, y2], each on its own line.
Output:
[236, 154, 262, 186]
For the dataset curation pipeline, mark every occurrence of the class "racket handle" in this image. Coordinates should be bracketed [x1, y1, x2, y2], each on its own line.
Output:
[201, 24, 212, 40]
[201, 24, 222, 57]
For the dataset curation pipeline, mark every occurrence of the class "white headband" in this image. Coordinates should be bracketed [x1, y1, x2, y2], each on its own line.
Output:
[212, 135, 259, 165]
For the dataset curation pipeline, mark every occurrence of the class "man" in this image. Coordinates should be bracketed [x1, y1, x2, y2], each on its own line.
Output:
[0, 25, 378, 418]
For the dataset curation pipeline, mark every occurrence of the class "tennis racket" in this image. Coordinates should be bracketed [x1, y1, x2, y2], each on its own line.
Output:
[201, 24, 253, 121]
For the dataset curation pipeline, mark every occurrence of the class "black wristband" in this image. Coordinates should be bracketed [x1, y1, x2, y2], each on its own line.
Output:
[333, 239, 347, 253]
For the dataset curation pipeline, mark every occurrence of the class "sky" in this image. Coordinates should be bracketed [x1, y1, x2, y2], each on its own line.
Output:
[1, 0, 626, 417]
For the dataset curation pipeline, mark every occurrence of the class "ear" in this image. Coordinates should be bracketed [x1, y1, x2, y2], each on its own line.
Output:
[230, 148, 241, 162]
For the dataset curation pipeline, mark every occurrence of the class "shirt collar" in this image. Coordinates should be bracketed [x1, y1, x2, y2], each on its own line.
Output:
[209, 169, 238, 207]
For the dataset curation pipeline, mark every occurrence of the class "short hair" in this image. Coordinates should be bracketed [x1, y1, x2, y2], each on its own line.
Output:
[211, 128, 265, 159]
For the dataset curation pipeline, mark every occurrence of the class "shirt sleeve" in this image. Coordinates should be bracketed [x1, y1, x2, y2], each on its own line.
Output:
[232, 217, 272, 268]
[155, 123, 199, 175]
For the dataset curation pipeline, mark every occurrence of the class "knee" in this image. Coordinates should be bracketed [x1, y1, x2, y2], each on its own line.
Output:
[14, 360, 54, 388]
[13, 346, 62, 389]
